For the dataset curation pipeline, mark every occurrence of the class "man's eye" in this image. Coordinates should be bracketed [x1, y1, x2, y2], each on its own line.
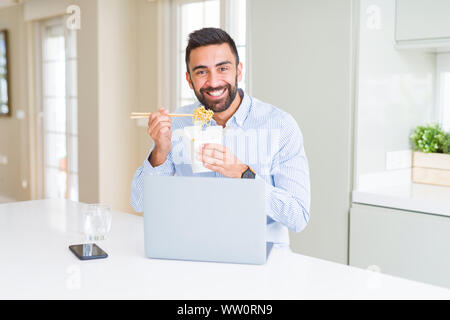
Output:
[219, 67, 229, 72]
[196, 70, 206, 75]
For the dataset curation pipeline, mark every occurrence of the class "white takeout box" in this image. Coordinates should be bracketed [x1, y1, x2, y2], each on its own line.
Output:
[182, 125, 224, 173]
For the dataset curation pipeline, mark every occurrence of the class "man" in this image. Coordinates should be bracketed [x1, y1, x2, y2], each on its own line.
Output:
[130, 27, 310, 247]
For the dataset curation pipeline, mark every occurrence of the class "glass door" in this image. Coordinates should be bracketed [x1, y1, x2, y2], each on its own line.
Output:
[37, 17, 78, 201]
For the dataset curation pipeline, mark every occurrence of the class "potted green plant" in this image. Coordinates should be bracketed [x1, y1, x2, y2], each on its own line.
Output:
[410, 124, 450, 187]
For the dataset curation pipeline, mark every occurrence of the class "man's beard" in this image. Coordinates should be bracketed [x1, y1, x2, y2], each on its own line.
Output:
[192, 76, 238, 113]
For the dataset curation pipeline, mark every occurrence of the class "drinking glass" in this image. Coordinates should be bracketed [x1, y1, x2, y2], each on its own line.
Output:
[82, 204, 112, 241]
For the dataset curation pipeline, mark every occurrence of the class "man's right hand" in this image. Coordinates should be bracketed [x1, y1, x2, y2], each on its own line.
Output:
[148, 108, 172, 167]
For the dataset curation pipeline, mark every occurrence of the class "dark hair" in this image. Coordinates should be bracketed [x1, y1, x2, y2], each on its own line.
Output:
[185, 27, 239, 73]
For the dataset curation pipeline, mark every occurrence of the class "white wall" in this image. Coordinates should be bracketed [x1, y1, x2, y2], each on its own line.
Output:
[77, 0, 100, 205]
[23, 0, 72, 21]
[0, 4, 30, 202]
[136, 0, 159, 166]
[248, 0, 354, 264]
[356, 0, 435, 186]
[96, 0, 160, 213]
[97, 0, 139, 213]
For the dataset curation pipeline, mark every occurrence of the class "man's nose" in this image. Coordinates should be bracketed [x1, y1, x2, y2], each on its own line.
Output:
[206, 70, 221, 88]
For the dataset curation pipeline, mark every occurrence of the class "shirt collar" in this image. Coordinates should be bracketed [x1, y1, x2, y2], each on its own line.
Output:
[195, 88, 252, 127]
[230, 89, 251, 127]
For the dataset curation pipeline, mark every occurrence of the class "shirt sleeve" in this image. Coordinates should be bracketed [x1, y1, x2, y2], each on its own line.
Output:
[130, 148, 175, 213]
[257, 114, 311, 233]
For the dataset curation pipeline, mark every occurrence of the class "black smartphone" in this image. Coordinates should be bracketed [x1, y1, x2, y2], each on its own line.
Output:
[69, 243, 108, 260]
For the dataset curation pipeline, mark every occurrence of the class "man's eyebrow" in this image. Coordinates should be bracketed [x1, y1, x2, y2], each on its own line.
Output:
[215, 61, 232, 67]
[191, 61, 232, 72]
[192, 65, 207, 72]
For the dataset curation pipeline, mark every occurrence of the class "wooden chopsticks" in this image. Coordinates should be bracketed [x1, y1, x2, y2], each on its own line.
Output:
[130, 112, 193, 119]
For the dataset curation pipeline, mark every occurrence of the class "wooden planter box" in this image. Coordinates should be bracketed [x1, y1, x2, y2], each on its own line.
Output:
[412, 151, 450, 187]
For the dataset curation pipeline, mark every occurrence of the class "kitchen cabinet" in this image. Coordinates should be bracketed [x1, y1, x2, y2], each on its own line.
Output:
[395, 0, 450, 50]
[350, 203, 450, 289]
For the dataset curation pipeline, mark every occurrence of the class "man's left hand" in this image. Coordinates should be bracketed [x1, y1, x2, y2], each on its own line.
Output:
[196, 143, 248, 178]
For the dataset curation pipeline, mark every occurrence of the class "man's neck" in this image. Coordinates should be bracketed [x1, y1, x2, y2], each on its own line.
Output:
[213, 91, 243, 127]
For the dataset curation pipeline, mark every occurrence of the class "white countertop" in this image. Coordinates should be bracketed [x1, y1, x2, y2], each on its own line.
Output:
[353, 170, 450, 217]
[353, 182, 450, 217]
[1, 199, 450, 299]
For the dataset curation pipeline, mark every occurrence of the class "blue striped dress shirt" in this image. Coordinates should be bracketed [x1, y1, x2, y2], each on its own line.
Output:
[130, 89, 311, 246]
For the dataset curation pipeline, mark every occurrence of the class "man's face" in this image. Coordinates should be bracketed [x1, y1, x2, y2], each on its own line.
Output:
[186, 43, 243, 113]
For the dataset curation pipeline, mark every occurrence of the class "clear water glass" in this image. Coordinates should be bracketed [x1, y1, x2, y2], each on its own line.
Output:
[83, 204, 112, 241]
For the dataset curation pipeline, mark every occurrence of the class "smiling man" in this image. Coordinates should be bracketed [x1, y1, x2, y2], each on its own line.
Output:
[130, 28, 311, 247]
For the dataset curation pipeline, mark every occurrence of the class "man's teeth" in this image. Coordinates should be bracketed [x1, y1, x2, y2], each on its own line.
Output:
[208, 89, 225, 97]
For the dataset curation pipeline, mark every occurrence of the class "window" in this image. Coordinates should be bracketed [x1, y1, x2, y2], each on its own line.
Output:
[38, 18, 78, 201]
[172, 0, 247, 109]
[437, 53, 450, 132]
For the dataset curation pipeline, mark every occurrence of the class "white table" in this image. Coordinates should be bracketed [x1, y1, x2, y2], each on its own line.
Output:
[1, 199, 450, 300]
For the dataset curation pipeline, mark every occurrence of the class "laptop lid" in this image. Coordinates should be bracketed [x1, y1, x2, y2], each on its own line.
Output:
[143, 175, 266, 265]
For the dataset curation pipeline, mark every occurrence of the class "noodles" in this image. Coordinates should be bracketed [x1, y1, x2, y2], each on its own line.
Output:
[193, 106, 214, 125]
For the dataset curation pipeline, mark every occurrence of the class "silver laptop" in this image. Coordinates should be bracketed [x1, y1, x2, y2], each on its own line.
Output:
[143, 175, 267, 265]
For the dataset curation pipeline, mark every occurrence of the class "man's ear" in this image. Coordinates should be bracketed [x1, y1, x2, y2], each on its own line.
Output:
[237, 61, 243, 82]
[186, 71, 194, 89]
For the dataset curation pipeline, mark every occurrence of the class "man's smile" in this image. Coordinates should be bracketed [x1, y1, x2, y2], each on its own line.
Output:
[203, 87, 227, 100]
